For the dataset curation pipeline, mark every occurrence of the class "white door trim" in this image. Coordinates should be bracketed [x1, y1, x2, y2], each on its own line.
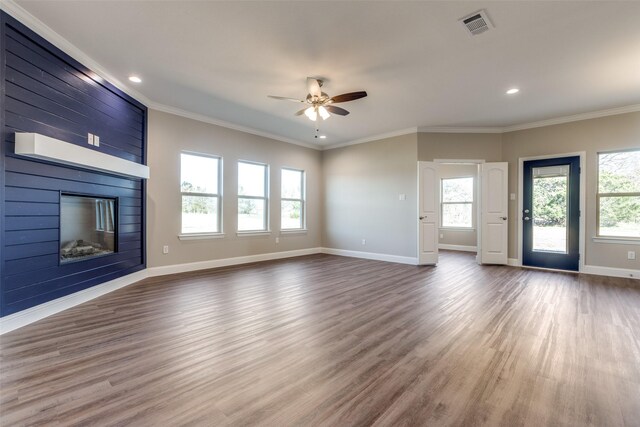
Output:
[517, 151, 586, 271]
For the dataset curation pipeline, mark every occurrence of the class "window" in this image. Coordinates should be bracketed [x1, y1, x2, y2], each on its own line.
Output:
[238, 161, 269, 231]
[441, 177, 474, 228]
[597, 150, 640, 238]
[181, 153, 221, 234]
[281, 168, 305, 230]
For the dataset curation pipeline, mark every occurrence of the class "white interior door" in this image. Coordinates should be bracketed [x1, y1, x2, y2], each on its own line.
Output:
[418, 161, 439, 265]
[480, 162, 508, 264]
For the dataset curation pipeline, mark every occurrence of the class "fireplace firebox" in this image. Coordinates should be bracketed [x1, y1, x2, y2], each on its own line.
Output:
[60, 194, 117, 263]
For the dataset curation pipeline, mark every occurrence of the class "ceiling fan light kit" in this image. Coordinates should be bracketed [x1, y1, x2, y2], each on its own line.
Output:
[269, 77, 368, 138]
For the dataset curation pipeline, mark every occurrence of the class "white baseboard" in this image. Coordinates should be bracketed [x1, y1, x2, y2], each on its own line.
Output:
[6, 248, 635, 335]
[508, 258, 521, 267]
[438, 244, 477, 252]
[0, 269, 149, 335]
[581, 264, 640, 280]
[321, 247, 418, 265]
[0, 248, 323, 335]
[146, 248, 322, 277]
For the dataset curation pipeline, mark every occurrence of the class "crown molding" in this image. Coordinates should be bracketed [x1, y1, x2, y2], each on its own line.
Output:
[2, 0, 639, 151]
[0, 0, 318, 151]
[322, 127, 418, 151]
[502, 104, 640, 133]
[0, 0, 151, 106]
[149, 103, 320, 150]
[417, 126, 503, 134]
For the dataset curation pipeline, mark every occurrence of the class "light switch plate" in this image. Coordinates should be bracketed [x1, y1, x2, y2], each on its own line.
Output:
[628, 251, 636, 260]
[88, 133, 94, 145]
[94, 135, 100, 147]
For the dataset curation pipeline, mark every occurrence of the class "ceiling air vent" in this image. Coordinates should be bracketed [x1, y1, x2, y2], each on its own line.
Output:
[460, 10, 493, 36]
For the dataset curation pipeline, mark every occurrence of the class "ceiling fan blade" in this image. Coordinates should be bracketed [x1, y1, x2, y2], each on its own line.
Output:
[325, 105, 350, 116]
[307, 77, 322, 97]
[330, 91, 368, 104]
[268, 95, 305, 103]
[295, 108, 307, 116]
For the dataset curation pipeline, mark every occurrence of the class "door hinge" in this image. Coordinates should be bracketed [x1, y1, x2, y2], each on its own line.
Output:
[579, 167, 582, 174]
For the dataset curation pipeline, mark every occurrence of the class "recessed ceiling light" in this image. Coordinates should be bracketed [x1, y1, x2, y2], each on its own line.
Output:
[128, 76, 142, 83]
[319, 135, 327, 139]
[506, 88, 520, 95]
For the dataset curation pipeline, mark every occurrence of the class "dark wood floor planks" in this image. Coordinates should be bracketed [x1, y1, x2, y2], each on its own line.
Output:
[1, 251, 640, 426]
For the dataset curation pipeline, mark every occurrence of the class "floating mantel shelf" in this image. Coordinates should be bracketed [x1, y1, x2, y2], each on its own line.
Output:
[14, 133, 150, 179]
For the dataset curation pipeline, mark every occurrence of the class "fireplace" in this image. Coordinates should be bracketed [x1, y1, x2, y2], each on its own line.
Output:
[60, 194, 117, 263]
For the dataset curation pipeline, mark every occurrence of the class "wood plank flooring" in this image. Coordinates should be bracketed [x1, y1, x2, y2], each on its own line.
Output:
[1, 251, 640, 426]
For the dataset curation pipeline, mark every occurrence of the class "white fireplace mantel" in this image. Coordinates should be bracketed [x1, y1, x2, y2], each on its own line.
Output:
[14, 133, 150, 179]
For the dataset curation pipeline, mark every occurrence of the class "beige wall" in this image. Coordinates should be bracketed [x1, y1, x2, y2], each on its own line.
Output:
[146, 110, 323, 267]
[145, 108, 638, 273]
[438, 164, 478, 249]
[322, 134, 418, 258]
[418, 132, 502, 162]
[502, 112, 640, 269]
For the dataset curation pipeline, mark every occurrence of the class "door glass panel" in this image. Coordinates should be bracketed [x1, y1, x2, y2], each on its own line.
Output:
[532, 165, 569, 253]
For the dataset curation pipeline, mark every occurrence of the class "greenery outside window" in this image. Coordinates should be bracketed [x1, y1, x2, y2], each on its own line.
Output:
[238, 161, 269, 231]
[441, 177, 473, 228]
[597, 150, 640, 238]
[281, 168, 305, 230]
[181, 152, 222, 234]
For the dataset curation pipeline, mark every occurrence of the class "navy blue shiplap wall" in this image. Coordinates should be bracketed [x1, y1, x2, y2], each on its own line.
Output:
[0, 11, 147, 317]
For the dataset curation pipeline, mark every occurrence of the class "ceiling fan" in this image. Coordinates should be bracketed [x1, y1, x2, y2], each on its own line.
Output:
[269, 77, 367, 137]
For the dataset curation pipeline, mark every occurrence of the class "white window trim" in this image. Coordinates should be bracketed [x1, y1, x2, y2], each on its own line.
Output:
[281, 167, 306, 231]
[237, 231, 272, 237]
[179, 233, 226, 241]
[440, 176, 474, 229]
[237, 160, 269, 232]
[596, 149, 640, 240]
[280, 229, 308, 235]
[592, 236, 640, 245]
[180, 152, 223, 235]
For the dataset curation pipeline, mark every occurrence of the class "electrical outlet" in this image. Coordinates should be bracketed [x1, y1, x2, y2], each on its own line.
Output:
[94, 135, 100, 147]
[88, 133, 94, 145]
[361, 239, 366, 245]
[628, 251, 636, 260]
[275, 237, 280, 244]
[440, 233, 444, 239]
[163, 245, 169, 254]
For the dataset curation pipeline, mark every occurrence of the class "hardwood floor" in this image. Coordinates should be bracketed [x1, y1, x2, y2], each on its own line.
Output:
[1, 251, 640, 426]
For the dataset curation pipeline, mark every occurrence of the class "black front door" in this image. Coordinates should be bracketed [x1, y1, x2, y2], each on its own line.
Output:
[523, 156, 580, 271]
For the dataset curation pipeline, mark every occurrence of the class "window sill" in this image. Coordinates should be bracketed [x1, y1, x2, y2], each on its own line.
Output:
[178, 233, 225, 241]
[280, 229, 308, 235]
[237, 230, 272, 237]
[592, 236, 640, 245]
[439, 227, 476, 231]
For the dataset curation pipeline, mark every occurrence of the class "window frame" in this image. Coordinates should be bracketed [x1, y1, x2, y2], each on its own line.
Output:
[179, 151, 223, 237]
[237, 160, 270, 233]
[440, 176, 474, 229]
[596, 148, 640, 239]
[280, 167, 306, 231]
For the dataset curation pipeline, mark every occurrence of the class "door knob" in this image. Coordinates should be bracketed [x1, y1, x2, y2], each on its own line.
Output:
[501, 217, 508, 220]
[419, 216, 426, 220]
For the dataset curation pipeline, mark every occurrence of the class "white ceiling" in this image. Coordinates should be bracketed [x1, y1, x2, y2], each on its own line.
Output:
[10, 1, 640, 146]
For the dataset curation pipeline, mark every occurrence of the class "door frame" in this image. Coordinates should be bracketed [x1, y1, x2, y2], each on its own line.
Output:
[517, 151, 586, 272]
[434, 159, 484, 263]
